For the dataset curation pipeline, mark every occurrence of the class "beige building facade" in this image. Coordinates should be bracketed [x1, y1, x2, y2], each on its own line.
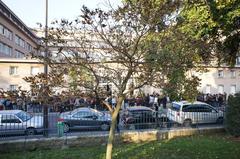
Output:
[0, 1, 239, 97]
[0, 58, 44, 91]
[197, 66, 240, 95]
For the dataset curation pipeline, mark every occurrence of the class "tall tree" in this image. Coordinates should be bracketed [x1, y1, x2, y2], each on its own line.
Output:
[31, 0, 208, 158]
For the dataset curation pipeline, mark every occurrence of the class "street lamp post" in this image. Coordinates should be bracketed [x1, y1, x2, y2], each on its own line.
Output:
[43, 0, 49, 137]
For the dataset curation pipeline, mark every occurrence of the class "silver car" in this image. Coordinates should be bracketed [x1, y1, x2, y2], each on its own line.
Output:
[0, 110, 43, 135]
[167, 101, 224, 126]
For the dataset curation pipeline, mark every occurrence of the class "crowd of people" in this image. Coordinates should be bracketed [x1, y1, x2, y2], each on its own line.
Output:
[0, 90, 228, 112]
[0, 95, 25, 111]
[0, 91, 170, 112]
[104, 93, 169, 110]
[196, 93, 227, 107]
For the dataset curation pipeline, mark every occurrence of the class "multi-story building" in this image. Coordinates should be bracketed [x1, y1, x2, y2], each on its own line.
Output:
[197, 63, 240, 95]
[0, 0, 44, 91]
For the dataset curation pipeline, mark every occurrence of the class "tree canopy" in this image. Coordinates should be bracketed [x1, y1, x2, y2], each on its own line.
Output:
[180, 0, 240, 65]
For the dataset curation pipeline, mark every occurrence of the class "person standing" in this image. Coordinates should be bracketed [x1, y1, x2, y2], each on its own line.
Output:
[144, 93, 149, 107]
[154, 94, 159, 106]
[162, 96, 167, 109]
[112, 96, 117, 109]
[149, 94, 155, 108]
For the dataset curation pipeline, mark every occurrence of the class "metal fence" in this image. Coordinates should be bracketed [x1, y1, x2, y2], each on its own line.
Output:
[0, 102, 225, 141]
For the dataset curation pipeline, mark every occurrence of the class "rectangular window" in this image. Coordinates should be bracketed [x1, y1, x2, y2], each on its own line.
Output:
[218, 70, 224, 78]
[230, 70, 236, 78]
[26, 42, 32, 51]
[218, 85, 224, 94]
[15, 50, 24, 58]
[230, 85, 236, 95]
[0, 42, 12, 56]
[4, 28, 13, 40]
[30, 66, 39, 75]
[237, 57, 240, 65]
[9, 85, 18, 91]
[0, 42, 2, 53]
[15, 35, 19, 44]
[0, 24, 3, 34]
[0, 24, 12, 40]
[9, 66, 18, 75]
[15, 35, 25, 48]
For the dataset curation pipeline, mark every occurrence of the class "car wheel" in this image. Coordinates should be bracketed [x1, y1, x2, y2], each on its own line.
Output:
[216, 117, 224, 124]
[63, 123, 70, 133]
[26, 128, 36, 136]
[100, 123, 109, 131]
[129, 124, 135, 130]
[183, 119, 192, 127]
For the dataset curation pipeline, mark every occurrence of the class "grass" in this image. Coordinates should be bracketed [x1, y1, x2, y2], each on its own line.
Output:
[1, 134, 240, 159]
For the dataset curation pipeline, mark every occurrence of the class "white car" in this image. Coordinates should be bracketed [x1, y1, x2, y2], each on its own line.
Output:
[0, 110, 43, 135]
[167, 101, 224, 126]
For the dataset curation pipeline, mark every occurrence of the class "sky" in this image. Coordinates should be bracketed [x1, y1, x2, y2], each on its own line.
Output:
[2, 0, 121, 28]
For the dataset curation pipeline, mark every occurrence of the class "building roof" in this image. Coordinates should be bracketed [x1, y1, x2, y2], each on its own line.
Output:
[0, 0, 40, 42]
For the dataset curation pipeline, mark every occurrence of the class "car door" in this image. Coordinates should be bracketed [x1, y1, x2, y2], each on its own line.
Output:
[0, 114, 25, 133]
[142, 110, 155, 123]
[182, 105, 204, 124]
[71, 110, 99, 129]
[130, 110, 142, 123]
[82, 110, 102, 128]
[201, 105, 218, 123]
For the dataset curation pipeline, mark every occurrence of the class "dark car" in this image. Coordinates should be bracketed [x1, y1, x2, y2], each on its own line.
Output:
[122, 106, 158, 130]
[59, 107, 111, 132]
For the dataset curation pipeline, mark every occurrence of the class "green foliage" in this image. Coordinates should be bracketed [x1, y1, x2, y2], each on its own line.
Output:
[143, 29, 203, 101]
[226, 93, 240, 137]
[180, 0, 240, 65]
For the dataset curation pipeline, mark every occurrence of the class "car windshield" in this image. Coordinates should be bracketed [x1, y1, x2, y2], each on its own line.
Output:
[171, 103, 181, 111]
[16, 111, 32, 122]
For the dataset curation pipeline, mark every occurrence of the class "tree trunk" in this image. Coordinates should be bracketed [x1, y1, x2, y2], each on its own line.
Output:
[106, 96, 124, 159]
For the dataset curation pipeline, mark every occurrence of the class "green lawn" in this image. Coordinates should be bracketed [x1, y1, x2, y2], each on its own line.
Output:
[1, 134, 240, 159]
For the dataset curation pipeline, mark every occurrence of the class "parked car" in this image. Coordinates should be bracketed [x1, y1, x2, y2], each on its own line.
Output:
[167, 101, 224, 126]
[0, 110, 43, 135]
[122, 106, 158, 130]
[59, 107, 111, 132]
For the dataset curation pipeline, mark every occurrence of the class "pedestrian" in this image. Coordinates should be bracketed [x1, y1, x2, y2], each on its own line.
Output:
[154, 103, 159, 118]
[112, 96, 117, 109]
[144, 93, 149, 107]
[149, 94, 155, 108]
[162, 96, 167, 109]
[154, 94, 159, 106]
